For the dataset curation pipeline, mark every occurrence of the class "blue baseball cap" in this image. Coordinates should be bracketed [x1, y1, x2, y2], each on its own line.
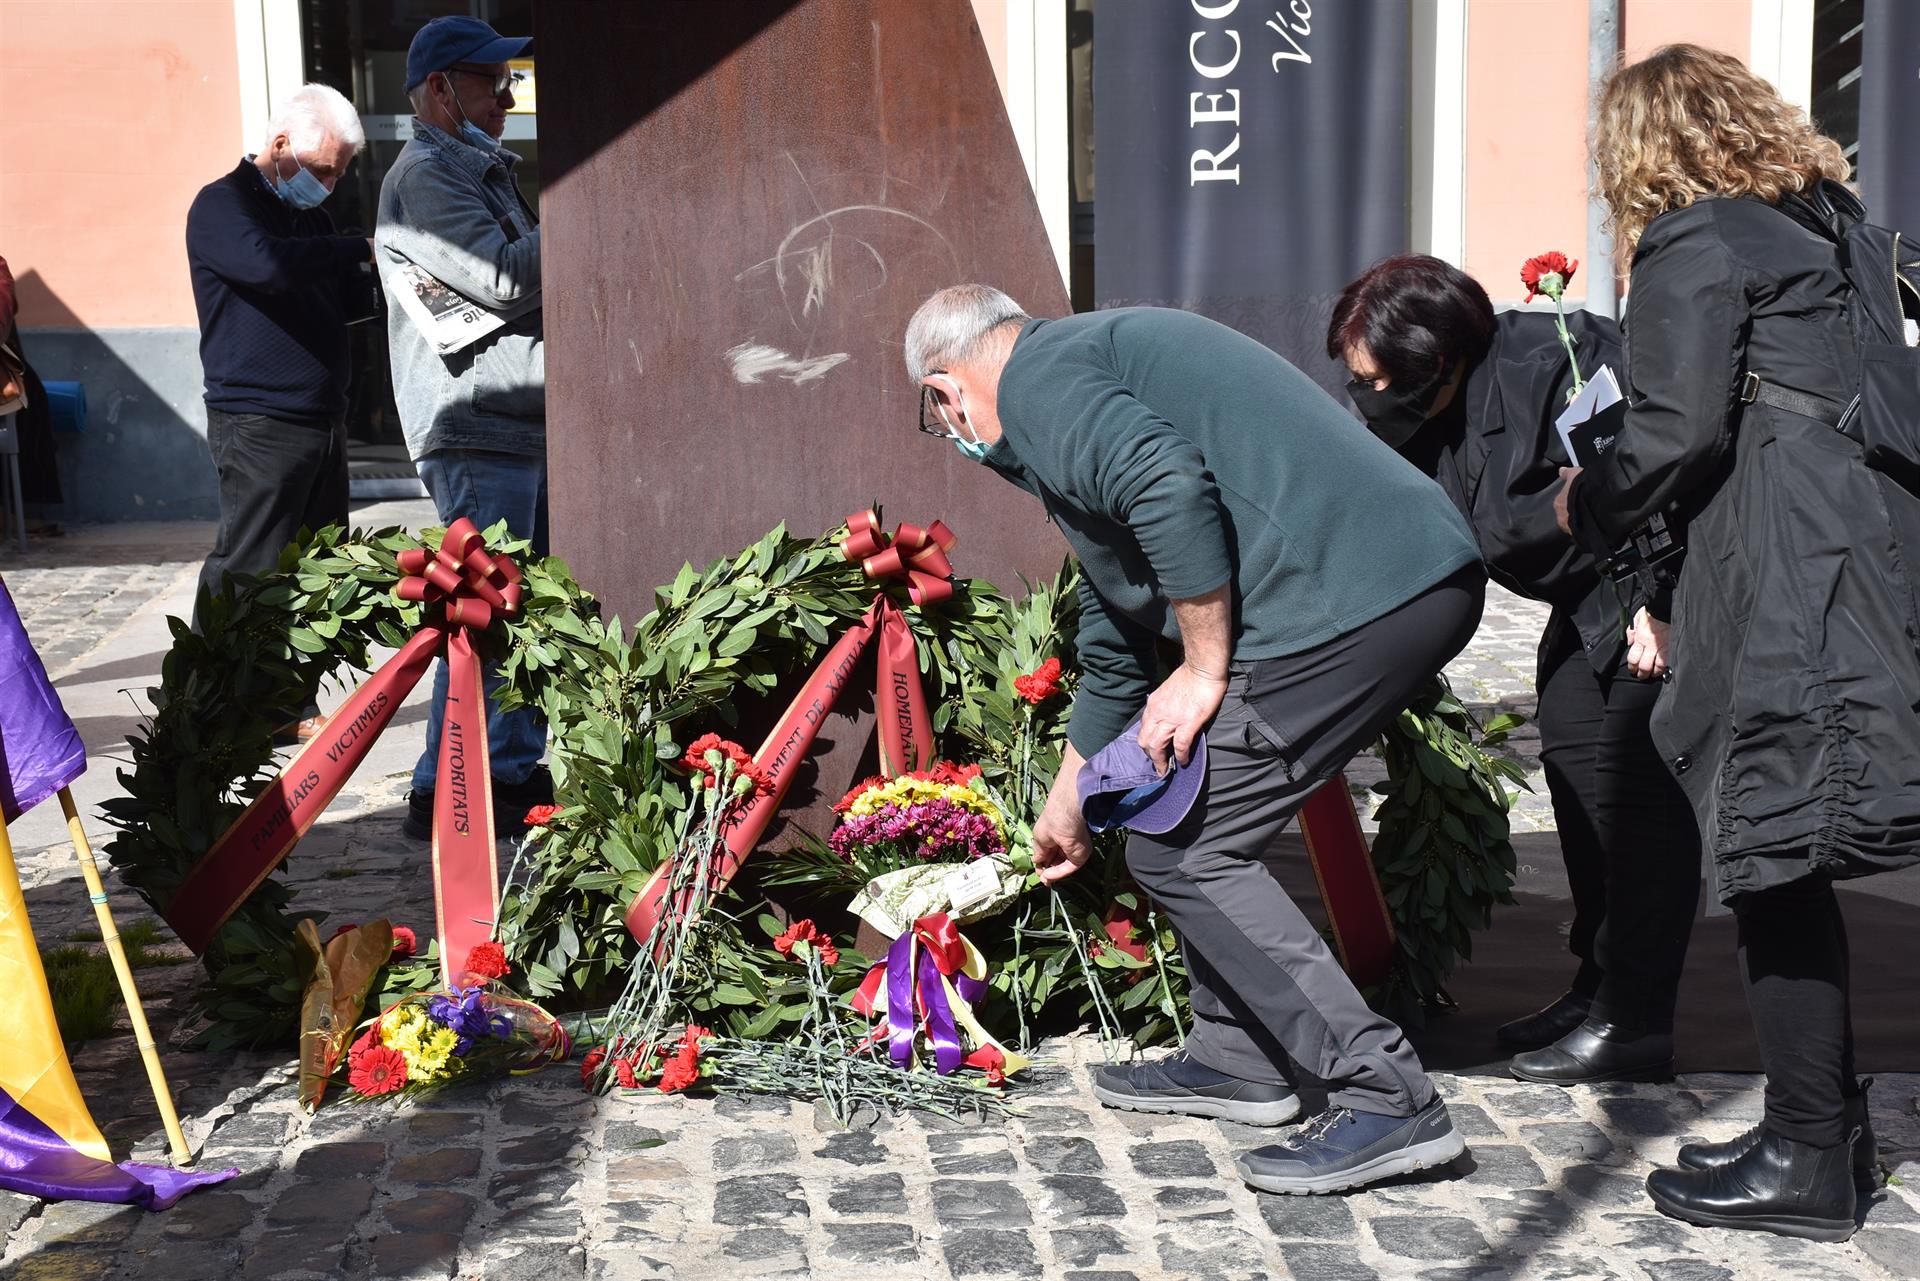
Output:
[405, 16, 530, 92]
[1076, 716, 1208, 835]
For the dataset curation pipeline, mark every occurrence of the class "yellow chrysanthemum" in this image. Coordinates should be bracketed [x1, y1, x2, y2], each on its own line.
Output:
[406, 1025, 459, 1080]
[846, 778, 1004, 828]
[380, 1007, 425, 1056]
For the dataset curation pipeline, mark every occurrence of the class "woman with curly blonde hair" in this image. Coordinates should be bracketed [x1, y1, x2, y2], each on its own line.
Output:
[1558, 43, 1919, 1243]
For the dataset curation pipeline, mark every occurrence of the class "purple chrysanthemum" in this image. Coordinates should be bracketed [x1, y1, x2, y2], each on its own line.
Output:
[829, 797, 1007, 864]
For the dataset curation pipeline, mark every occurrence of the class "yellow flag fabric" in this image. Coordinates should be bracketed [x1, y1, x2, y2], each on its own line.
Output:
[0, 818, 110, 1161]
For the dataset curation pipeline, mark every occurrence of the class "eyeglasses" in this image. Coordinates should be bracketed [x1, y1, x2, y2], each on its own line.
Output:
[917, 380, 956, 437]
[448, 66, 528, 97]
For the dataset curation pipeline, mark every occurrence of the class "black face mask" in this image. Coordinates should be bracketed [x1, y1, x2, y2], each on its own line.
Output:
[1348, 361, 1453, 450]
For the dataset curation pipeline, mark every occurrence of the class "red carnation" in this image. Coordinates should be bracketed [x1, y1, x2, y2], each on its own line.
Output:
[773, 919, 840, 968]
[1013, 657, 1064, 705]
[349, 1044, 408, 1097]
[1520, 251, 1579, 303]
[613, 1054, 645, 1089]
[524, 805, 561, 828]
[929, 761, 983, 786]
[679, 733, 770, 798]
[579, 1045, 608, 1089]
[964, 1044, 1008, 1087]
[328, 922, 357, 942]
[657, 1025, 707, 1093]
[463, 941, 511, 981]
[390, 926, 418, 961]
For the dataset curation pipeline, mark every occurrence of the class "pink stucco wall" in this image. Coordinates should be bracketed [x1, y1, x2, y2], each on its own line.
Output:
[0, 2, 243, 328]
[1463, 0, 1595, 300]
[971, 0, 1012, 105]
[1465, 0, 1756, 301]
[1622, 0, 1750, 64]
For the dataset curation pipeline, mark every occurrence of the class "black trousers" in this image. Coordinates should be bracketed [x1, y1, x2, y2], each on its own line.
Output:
[1534, 618, 1701, 1031]
[196, 408, 348, 628]
[1738, 877, 1857, 1147]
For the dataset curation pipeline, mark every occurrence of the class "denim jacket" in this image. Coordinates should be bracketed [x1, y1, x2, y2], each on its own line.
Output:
[375, 120, 544, 460]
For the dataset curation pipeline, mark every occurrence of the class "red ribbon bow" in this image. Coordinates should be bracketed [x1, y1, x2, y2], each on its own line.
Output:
[167, 520, 520, 986]
[395, 518, 524, 631]
[623, 511, 957, 947]
[840, 509, 958, 606]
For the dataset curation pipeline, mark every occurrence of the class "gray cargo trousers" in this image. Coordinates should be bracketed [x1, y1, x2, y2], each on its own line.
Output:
[1126, 566, 1486, 1117]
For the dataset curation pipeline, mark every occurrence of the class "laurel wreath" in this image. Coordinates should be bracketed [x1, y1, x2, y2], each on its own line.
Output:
[107, 519, 1521, 1049]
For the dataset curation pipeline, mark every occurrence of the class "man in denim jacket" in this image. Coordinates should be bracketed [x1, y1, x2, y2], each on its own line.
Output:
[376, 16, 549, 837]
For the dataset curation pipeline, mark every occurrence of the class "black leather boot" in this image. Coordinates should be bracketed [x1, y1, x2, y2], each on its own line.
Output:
[1678, 1078, 1879, 1193]
[1648, 1131, 1857, 1242]
[1495, 990, 1593, 1052]
[1508, 1018, 1673, 1085]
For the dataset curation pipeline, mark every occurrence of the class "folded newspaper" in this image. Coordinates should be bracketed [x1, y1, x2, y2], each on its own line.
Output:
[385, 262, 536, 355]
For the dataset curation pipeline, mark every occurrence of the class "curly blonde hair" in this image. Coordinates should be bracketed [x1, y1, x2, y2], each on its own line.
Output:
[1594, 44, 1851, 257]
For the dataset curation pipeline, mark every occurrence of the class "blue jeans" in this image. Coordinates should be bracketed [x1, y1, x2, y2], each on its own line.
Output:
[412, 449, 549, 793]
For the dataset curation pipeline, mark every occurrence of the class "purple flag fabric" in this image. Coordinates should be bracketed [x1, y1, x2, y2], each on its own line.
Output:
[0, 578, 85, 821]
[0, 1087, 234, 1210]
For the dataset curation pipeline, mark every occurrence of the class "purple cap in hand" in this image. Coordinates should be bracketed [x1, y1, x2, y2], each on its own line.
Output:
[1076, 716, 1208, 834]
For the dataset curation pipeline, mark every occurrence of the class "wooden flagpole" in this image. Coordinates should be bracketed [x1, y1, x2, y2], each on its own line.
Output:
[56, 788, 191, 1166]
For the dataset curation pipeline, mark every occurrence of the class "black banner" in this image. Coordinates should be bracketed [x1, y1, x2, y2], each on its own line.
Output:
[1093, 0, 1409, 393]
[1859, 0, 1920, 233]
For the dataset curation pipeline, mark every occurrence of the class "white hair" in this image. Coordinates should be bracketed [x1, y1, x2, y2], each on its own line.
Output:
[903, 284, 1032, 382]
[266, 83, 365, 156]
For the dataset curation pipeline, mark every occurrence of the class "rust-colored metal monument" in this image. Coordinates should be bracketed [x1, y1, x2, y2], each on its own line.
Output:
[536, 0, 1071, 619]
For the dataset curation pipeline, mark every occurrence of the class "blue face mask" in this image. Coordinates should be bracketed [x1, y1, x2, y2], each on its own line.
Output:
[952, 435, 992, 463]
[460, 119, 502, 153]
[442, 74, 503, 152]
[271, 151, 331, 209]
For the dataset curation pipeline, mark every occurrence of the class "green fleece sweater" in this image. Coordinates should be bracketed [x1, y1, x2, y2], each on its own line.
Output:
[988, 308, 1481, 755]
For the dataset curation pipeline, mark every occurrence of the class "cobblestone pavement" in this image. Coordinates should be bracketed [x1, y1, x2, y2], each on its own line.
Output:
[3, 520, 1917, 1281]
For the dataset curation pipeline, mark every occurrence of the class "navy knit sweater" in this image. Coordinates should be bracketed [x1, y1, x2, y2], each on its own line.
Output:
[186, 158, 375, 421]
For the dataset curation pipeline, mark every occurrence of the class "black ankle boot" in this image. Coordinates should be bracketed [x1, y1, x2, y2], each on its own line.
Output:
[1508, 1019, 1673, 1085]
[1648, 1130, 1858, 1242]
[1677, 1078, 1879, 1193]
[1495, 990, 1593, 1052]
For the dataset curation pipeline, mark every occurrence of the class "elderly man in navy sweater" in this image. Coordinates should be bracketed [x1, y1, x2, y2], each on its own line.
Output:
[186, 83, 375, 738]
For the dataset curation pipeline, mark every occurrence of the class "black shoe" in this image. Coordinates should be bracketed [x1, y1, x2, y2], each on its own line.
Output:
[1234, 1097, 1467, 1195]
[1647, 1130, 1857, 1242]
[1495, 990, 1593, 1051]
[402, 767, 554, 842]
[1678, 1078, 1879, 1194]
[1092, 1053, 1302, 1126]
[402, 788, 434, 841]
[1508, 1018, 1674, 1085]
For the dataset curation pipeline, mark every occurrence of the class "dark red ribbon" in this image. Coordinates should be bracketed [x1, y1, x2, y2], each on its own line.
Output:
[166, 519, 521, 986]
[622, 511, 955, 946]
[1298, 773, 1397, 987]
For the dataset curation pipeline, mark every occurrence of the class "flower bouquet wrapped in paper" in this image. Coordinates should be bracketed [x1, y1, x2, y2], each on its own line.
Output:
[340, 944, 569, 1102]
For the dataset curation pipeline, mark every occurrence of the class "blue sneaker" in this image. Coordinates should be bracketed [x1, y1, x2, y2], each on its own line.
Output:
[1234, 1096, 1466, 1194]
[1092, 1052, 1302, 1126]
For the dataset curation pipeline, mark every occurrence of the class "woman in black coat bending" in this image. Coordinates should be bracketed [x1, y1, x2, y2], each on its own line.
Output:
[1328, 258, 1699, 1086]
[1561, 44, 1917, 1241]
